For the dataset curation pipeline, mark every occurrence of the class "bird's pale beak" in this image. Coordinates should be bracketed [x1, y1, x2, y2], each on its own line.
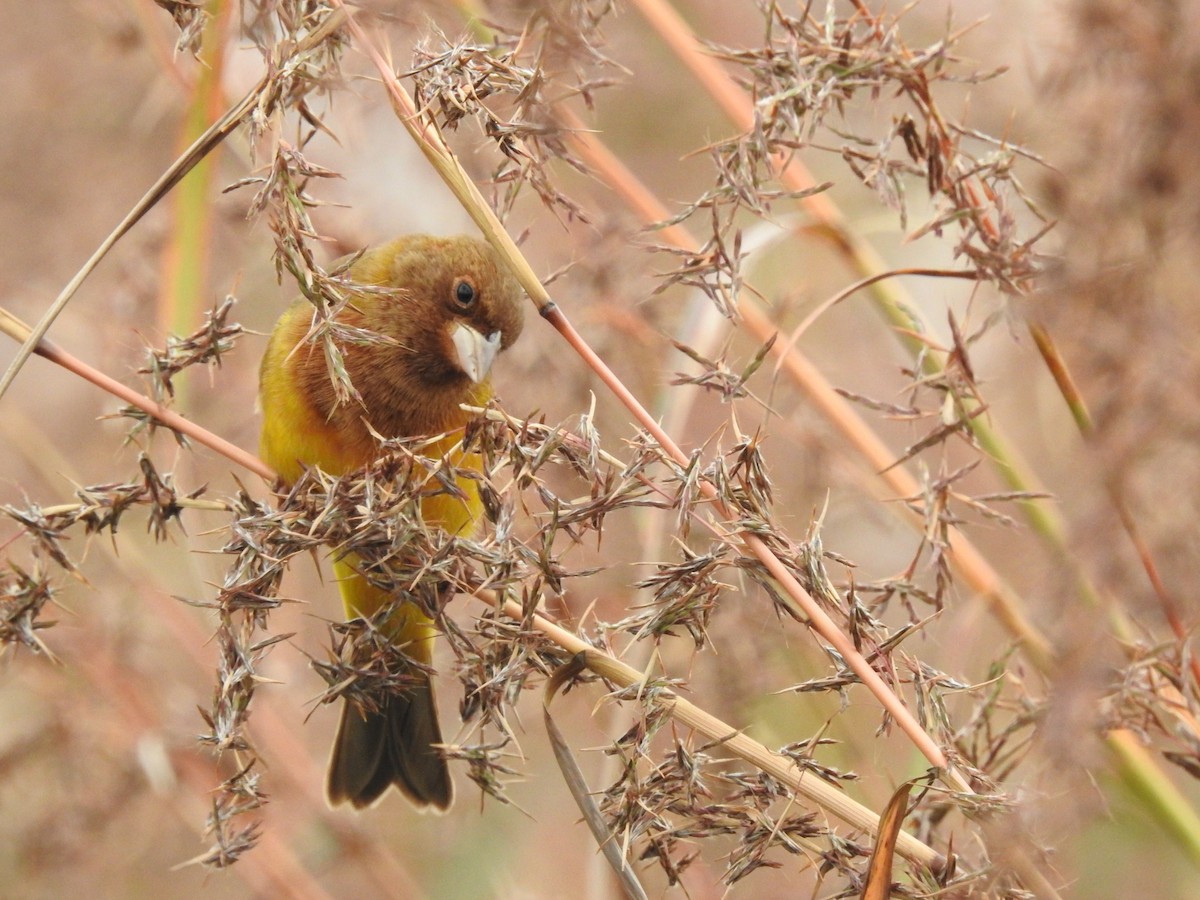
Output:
[450, 322, 502, 383]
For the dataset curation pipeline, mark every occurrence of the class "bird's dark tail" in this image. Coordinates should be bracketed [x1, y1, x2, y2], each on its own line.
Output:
[326, 672, 453, 811]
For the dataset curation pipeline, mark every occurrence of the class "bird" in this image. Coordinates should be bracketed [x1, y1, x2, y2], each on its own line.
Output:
[258, 234, 524, 809]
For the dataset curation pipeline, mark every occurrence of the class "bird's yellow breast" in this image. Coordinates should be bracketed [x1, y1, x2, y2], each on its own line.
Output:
[258, 305, 489, 536]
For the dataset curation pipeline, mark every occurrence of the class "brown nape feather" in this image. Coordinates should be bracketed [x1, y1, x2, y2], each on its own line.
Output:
[327, 673, 453, 811]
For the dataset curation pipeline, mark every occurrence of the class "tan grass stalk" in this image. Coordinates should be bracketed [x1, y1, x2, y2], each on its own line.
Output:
[478, 587, 946, 871]
[0, 306, 272, 480]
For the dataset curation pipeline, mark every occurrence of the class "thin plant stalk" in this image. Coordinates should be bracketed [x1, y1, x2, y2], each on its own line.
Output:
[0, 306, 272, 480]
[476, 587, 946, 872]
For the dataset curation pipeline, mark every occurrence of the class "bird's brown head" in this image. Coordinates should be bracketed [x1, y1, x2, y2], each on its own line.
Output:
[307, 234, 524, 439]
[349, 234, 524, 390]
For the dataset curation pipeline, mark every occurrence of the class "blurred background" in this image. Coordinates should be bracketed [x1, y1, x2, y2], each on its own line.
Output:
[2, 1, 1199, 897]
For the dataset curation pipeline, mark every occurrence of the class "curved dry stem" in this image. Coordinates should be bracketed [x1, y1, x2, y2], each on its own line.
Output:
[778, 267, 982, 363]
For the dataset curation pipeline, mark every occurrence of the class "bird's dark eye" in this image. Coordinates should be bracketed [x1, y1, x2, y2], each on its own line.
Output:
[453, 279, 477, 309]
